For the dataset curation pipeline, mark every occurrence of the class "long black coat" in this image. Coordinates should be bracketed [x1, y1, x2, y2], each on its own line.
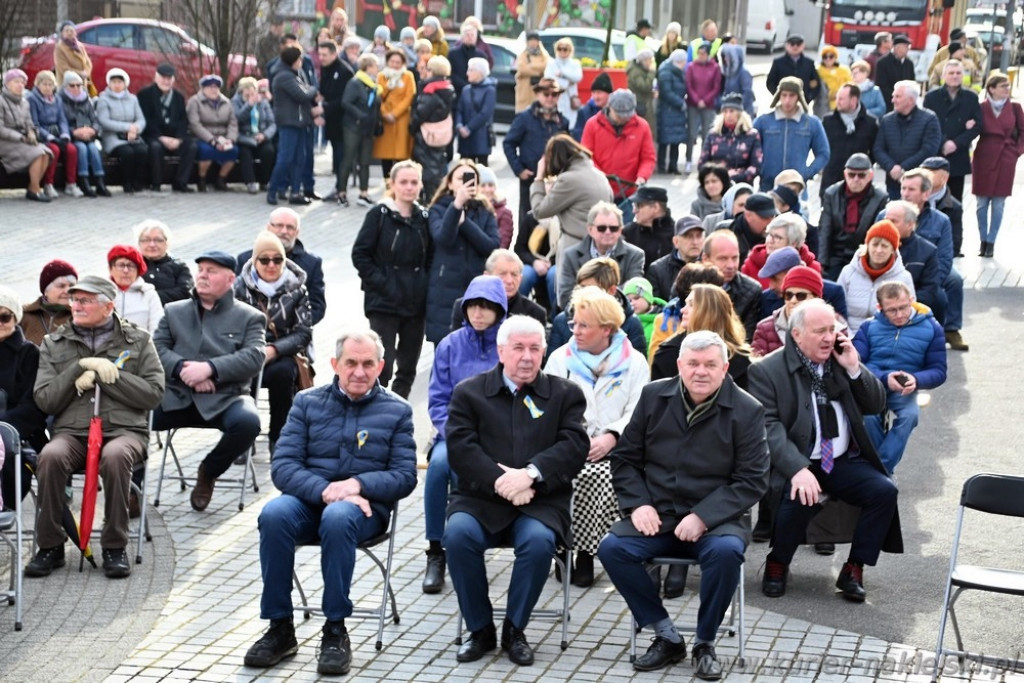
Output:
[874, 53, 916, 112]
[765, 53, 821, 103]
[818, 182, 890, 280]
[746, 341, 903, 553]
[445, 365, 589, 546]
[921, 86, 982, 177]
[821, 106, 879, 193]
[608, 375, 769, 541]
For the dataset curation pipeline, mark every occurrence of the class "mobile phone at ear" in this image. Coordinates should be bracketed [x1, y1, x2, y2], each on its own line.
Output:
[834, 335, 845, 353]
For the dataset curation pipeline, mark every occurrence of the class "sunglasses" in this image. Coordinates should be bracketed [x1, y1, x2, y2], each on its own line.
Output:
[784, 291, 813, 302]
[0, 312, 14, 324]
[846, 171, 869, 178]
[593, 224, 621, 233]
[823, 55, 836, 60]
[257, 256, 285, 265]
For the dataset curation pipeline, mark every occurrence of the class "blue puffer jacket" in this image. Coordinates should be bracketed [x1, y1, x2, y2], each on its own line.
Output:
[655, 59, 688, 145]
[271, 380, 418, 520]
[455, 77, 496, 158]
[425, 194, 500, 343]
[719, 44, 756, 117]
[502, 102, 569, 175]
[852, 304, 947, 391]
[28, 89, 71, 142]
[571, 98, 601, 141]
[752, 111, 830, 191]
[428, 275, 507, 438]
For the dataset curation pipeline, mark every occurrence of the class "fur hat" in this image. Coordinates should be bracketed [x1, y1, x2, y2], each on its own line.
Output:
[866, 220, 901, 251]
[106, 68, 130, 87]
[107, 245, 148, 277]
[769, 76, 809, 113]
[39, 259, 78, 294]
[781, 265, 823, 298]
[0, 285, 23, 323]
[253, 231, 287, 260]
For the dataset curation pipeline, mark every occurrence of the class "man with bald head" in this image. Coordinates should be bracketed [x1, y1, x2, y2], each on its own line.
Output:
[237, 208, 326, 324]
[700, 230, 762, 340]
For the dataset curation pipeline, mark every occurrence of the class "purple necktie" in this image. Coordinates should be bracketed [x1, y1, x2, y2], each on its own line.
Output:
[821, 436, 834, 474]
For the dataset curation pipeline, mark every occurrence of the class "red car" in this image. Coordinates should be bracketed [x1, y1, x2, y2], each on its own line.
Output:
[19, 18, 257, 97]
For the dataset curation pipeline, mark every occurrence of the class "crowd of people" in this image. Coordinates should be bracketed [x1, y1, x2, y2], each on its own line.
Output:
[0, 9, 1019, 681]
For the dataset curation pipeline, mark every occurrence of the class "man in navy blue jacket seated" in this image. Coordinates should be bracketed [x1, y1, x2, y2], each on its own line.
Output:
[244, 329, 417, 676]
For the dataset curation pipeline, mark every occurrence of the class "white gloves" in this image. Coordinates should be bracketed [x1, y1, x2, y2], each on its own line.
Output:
[79, 357, 119, 384]
[74, 370, 97, 395]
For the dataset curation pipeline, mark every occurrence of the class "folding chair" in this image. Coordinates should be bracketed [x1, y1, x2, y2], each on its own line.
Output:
[153, 373, 263, 512]
[70, 459, 151, 565]
[0, 422, 25, 630]
[291, 503, 401, 652]
[628, 559, 746, 666]
[453, 545, 573, 652]
[932, 473, 1024, 681]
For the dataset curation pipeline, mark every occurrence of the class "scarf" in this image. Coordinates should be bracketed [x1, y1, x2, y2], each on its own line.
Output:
[990, 97, 1008, 117]
[843, 185, 868, 234]
[679, 380, 722, 425]
[861, 252, 895, 280]
[62, 36, 82, 53]
[564, 330, 632, 387]
[72, 316, 116, 354]
[2, 87, 22, 105]
[355, 70, 383, 97]
[254, 272, 287, 299]
[794, 343, 831, 406]
[839, 104, 859, 134]
[381, 66, 406, 90]
[64, 86, 88, 103]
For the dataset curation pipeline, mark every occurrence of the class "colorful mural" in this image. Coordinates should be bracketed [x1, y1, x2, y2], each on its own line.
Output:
[538, 0, 613, 28]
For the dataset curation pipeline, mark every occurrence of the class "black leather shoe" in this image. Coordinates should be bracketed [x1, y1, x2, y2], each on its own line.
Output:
[633, 636, 687, 671]
[102, 547, 131, 578]
[304, 190, 323, 200]
[762, 558, 788, 598]
[214, 176, 229, 191]
[456, 622, 496, 662]
[814, 542, 835, 555]
[172, 183, 195, 193]
[288, 194, 312, 205]
[25, 545, 65, 577]
[692, 642, 723, 680]
[836, 562, 866, 602]
[500, 618, 534, 666]
[317, 620, 351, 675]
[422, 550, 445, 594]
[664, 564, 688, 598]
[571, 550, 594, 587]
[244, 619, 297, 667]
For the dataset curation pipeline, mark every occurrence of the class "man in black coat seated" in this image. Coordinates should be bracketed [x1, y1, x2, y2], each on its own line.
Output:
[702, 230, 762, 341]
[818, 154, 890, 280]
[921, 156, 965, 258]
[748, 300, 901, 603]
[766, 35, 821, 105]
[444, 315, 588, 666]
[136, 62, 197, 193]
[647, 215, 705, 301]
[599, 330, 769, 676]
[622, 185, 674, 274]
[236, 208, 326, 325]
[450, 249, 547, 330]
[820, 84, 879, 196]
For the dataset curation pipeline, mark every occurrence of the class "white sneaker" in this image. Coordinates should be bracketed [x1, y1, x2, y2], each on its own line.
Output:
[66, 184, 84, 198]
[684, 162, 693, 174]
[246, 182, 259, 194]
[43, 183, 59, 199]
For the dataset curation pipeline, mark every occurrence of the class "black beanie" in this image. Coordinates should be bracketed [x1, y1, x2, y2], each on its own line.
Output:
[590, 72, 614, 94]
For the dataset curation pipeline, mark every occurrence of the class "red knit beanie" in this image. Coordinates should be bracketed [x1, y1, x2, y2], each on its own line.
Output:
[39, 259, 78, 294]
[781, 265, 823, 298]
[865, 220, 900, 251]
[107, 245, 148, 277]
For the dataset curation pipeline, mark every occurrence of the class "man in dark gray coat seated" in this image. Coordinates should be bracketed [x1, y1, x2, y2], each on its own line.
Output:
[443, 315, 588, 666]
[747, 299, 901, 603]
[152, 250, 266, 511]
[598, 331, 769, 678]
[243, 329, 417, 676]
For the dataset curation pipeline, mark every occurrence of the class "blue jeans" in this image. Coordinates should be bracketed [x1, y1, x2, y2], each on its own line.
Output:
[976, 196, 1006, 243]
[73, 140, 104, 176]
[267, 125, 306, 196]
[303, 126, 315, 192]
[258, 495, 386, 621]
[943, 268, 964, 331]
[865, 391, 920, 474]
[424, 440, 457, 542]
[598, 532, 745, 642]
[520, 264, 557, 308]
[443, 511, 555, 632]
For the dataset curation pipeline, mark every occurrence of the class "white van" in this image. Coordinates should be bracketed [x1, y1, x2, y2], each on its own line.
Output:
[747, 0, 794, 52]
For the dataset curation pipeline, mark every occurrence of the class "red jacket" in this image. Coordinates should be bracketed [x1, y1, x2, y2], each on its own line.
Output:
[741, 243, 822, 288]
[580, 111, 656, 199]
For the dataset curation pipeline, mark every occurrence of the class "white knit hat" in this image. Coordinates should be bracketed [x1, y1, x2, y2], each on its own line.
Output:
[0, 285, 24, 323]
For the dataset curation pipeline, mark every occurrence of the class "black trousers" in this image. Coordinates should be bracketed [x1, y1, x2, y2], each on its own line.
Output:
[147, 137, 197, 187]
[110, 142, 148, 190]
[239, 140, 276, 185]
[367, 313, 425, 399]
[259, 355, 298, 441]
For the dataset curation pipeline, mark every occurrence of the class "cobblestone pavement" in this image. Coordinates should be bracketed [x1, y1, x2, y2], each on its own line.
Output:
[2, 126, 1024, 683]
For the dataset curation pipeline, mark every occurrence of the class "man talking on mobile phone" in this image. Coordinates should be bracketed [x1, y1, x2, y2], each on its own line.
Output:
[850, 281, 947, 474]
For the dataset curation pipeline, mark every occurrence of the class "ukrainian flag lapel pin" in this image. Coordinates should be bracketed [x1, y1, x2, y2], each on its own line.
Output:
[523, 395, 544, 419]
[357, 430, 368, 449]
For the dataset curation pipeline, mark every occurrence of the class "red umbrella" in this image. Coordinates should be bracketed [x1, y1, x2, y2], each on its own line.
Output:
[78, 385, 102, 565]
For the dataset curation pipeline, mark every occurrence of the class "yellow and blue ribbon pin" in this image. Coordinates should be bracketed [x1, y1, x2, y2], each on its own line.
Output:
[114, 350, 132, 368]
[523, 395, 544, 419]
[357, 430, 368, 448]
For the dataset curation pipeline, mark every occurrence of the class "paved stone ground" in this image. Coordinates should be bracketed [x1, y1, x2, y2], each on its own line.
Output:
[3, 85, 1024, 681]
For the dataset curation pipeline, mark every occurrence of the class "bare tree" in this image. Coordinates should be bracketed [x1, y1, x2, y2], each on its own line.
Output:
[0, 0, 31, 71]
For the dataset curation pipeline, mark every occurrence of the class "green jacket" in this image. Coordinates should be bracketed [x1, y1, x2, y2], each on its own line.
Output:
[635, 299, 667, 345]
[34, 315, 165, 442]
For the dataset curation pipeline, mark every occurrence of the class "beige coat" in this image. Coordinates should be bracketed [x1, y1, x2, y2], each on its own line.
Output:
[514, 49, 549, 112]
[372, 69, 416, 160]
[529, 155, 613, 262]
[0, 91, 53, 173]
[186, 93, 239, 143]
[54, 42, 93, 89]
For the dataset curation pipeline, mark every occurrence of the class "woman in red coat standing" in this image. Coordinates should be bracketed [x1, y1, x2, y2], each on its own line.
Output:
[971, 72, 1024, 258]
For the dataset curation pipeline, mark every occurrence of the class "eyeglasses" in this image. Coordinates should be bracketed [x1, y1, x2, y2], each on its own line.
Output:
[140, 236, 167, 244]
[593, 224, 621, 233]
[882, 303, 913, 316]
[70, 296, 100, 306]
[257, 256, 285, 265]
[112, 261, 138, 270]
[66, 84, 83, 89]
[269, 222, 298, 232]
[765, 232, 788, 242]
[784, 291, 813, 302]
[540, 91, 559, 97]
[0, 313, 14, 324]
[846, 171, 869, 178]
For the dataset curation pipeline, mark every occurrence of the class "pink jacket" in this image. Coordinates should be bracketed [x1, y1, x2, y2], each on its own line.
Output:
[685, 60, 723, 108]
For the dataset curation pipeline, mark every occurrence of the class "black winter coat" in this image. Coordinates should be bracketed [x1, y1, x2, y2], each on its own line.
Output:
[341, 75, 382, 135]
[351, 199, 433, 318]
[821, 106, 879, 193]
[898, 232, 943, 313]
[237, 239, 326, 325]
[319, 57, 353, 139]
[137, 84, 189, 141]
[233, 259, 313, 358]
[410, 77, 455, 196]
[922, 86, 982, 177]
[729, 272, 763, 343]
[874, 107, 942, 176]
[874, 54, 916, 112]
[0, 326, 47, 452]
[766, 54, 820, 103]
[622, 213, 675, 274]
[446, 365, 589, 546]
[143, 253, 194, 306]
[818, 182, 890, 279]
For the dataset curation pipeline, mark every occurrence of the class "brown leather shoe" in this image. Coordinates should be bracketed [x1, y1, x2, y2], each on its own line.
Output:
[191, 463, 216, 511]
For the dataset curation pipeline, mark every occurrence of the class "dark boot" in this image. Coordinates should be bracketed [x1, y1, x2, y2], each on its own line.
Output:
[978, 241, 988, 257]
[422, 549, 446, 594]
[663, 564, 688, 598]
[93, 176, 111, 197]
[244, 618, 298, 667]
[836, 561, 866, 602]
[985, 241, 995, 257]
[77, 176, 97, 197]
[571, 550, 594, 587]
